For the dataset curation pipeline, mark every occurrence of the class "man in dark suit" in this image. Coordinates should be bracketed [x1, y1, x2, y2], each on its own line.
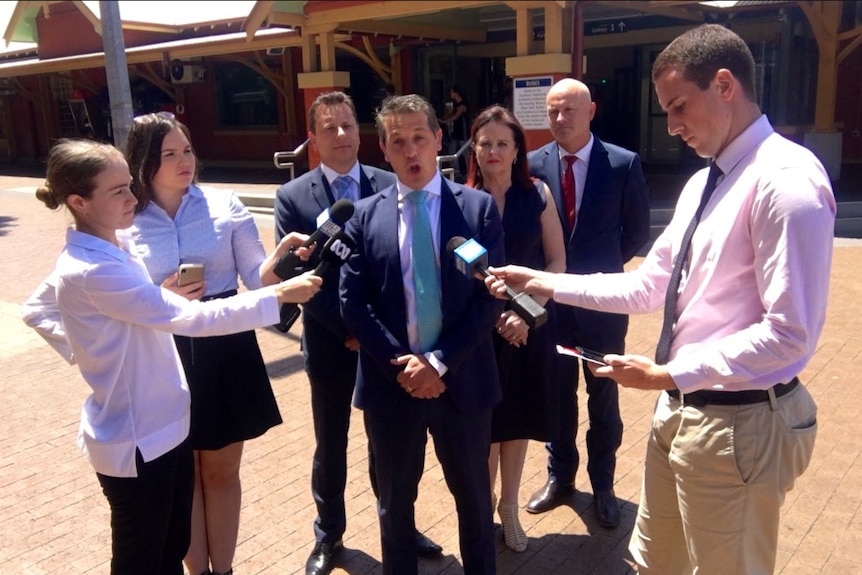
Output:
[274, 91, 440, 575]
[526, 78, 651, 528]
[340, 94, 504, 575]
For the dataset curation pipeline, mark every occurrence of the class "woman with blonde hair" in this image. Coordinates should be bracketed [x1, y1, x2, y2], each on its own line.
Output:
[22, 138, 320, 575]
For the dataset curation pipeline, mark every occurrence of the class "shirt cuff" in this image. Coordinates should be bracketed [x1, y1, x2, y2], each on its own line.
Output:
[425, 351, 448, 378]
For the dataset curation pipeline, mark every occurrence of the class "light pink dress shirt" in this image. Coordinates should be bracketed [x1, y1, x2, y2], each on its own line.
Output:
[553, 115, 836, 393]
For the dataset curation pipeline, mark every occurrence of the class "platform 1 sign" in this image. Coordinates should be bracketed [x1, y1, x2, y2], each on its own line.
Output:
[513, 77, 553, 130]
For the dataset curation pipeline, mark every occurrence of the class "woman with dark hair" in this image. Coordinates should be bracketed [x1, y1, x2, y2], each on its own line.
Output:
[466, 105, 566, 552]
[21, 138, 320, 575]
[124, 113, 296, 575]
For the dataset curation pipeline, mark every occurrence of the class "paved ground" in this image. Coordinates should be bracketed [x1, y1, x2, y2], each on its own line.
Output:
[1, 171, 861, 575]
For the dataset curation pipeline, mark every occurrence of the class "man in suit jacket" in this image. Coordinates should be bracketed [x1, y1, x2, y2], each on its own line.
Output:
[340, 94, 504, 575]
[274, 91, 440, 575]
[526, 78, 651, 528]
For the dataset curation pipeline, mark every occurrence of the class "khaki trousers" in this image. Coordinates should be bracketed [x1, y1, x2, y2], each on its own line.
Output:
[629, 384, 817, 575]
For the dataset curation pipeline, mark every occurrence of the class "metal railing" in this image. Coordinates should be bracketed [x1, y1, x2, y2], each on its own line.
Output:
[437, 140, 471, 181]
[272, 138, 310, 182]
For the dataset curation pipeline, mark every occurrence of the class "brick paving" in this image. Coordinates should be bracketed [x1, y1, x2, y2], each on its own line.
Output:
[1, 173, 861, 575]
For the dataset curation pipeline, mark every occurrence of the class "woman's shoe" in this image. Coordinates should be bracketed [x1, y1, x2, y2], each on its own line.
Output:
[497, 501, 528, 552]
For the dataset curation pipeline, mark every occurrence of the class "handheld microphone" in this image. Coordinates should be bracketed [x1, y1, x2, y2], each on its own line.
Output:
[313, 232, 356, 277]
[447, 236, 548, 329]
[274, 199, 355, 279]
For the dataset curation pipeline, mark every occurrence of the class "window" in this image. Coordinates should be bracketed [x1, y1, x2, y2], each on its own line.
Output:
[215, 62, 278, 129]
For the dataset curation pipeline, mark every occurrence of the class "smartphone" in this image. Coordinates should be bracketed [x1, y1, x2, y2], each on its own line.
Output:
[177, 263, 205, 286]
[555, 344, 608, 366]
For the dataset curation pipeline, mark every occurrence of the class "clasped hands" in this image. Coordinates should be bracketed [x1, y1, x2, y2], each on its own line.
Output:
[392, 354, 446, 399]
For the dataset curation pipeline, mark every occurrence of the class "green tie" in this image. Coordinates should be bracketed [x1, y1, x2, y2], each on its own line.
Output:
[408, 190, 442, 352]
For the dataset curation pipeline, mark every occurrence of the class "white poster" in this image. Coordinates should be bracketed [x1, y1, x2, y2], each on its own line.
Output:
[513, 76, 553, 130]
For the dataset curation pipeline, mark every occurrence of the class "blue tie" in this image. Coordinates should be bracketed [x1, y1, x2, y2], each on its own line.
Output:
[408, 190, 442, 353]
[331, 175, 356, 202]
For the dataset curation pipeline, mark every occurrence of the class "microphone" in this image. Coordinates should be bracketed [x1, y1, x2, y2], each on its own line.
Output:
[447, 235, 548, 329]
[313, 232, 356, 276]
[273, 199, 355, 279]
[275, 232, 356, 334]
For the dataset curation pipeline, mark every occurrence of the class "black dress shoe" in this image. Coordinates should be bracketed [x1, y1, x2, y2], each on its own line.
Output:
[594, 488, 621, 528]
[305, 539, 343, 575]
[415, 529, 443, 557]
[525, 479, 575, 514]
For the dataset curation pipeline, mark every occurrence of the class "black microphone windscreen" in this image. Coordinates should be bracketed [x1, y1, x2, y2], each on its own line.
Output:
[446, 235, 468, 255]
[329, 199, 355, 224]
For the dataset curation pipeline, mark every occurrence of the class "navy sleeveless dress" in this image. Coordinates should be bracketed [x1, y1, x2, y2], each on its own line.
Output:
[491, 181, 560, 443]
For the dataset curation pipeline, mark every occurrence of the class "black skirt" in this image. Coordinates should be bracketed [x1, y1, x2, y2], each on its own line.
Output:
[174, 327, 282, 451]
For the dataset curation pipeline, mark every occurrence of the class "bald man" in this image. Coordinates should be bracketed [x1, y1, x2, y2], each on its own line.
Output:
[526, 78, 651, 528]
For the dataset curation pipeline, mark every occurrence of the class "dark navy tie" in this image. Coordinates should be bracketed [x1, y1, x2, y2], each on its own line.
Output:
[655, 163, 722, 364]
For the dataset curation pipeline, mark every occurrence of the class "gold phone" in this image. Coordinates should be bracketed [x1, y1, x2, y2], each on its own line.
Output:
[177, 263, 205, 286]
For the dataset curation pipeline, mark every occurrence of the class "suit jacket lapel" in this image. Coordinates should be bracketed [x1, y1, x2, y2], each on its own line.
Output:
[310, 166, 333, 212]
[542, 144, 569, 235]
[580, 138, 609, 221]
[358, 165, 377, 198]
[438, 180, 467, 316]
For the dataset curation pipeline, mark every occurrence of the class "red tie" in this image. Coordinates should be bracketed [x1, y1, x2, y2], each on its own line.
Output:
[562, 155, 578, 228]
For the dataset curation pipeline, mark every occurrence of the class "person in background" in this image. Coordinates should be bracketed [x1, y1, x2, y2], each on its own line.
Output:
[340, 94, 504, 574]
[273, 91, 441, 575]
[21, 139, 320, 575]
[486, 23, 833, 575]
[124, 112, 297, 575]
[441, 85, 470, 180]
[525, 77, 651, 529]
[465, 105, 566, 552]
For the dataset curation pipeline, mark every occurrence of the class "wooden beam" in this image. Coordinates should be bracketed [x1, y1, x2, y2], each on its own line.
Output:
[599, 1, 704, 22]
[319, 30, 336, 71]
[0, 29, 314, 77]
[244, 0, 276, 41]
[305, 1, 497, 27]
[797, 0, 842, 131]
[335, 41, 390, 83]
[337, 19, 486, 43]
[515, 6, 530, 56]
[267, 11, 307, 28]
[544, 2, 564, 54]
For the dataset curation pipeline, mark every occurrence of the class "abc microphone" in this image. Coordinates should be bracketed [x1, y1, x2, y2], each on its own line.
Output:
[447, 235, 548, 329]
[273, 199, 355, 279]
[313, 231, 356, 276]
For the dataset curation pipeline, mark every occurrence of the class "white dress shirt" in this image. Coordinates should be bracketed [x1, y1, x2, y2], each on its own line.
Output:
[552, 115, 835, 393]
[396, 171, 448, 375]
[25, 228, 280, 478]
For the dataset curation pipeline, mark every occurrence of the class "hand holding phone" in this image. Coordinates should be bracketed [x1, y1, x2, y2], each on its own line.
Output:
[177, 263, 205, 287]
[556, 344, 608, 366]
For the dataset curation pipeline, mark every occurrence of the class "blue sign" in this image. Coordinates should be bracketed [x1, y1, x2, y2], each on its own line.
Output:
[514, 78, 552, 89]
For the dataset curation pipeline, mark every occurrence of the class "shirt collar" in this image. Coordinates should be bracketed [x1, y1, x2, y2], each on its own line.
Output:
[320, 162, 361, 186]
[396, 171, 443, 201]
[558, 133, 594, 162]
[713, 114, 773, 177]
[66, 228, 131, 263]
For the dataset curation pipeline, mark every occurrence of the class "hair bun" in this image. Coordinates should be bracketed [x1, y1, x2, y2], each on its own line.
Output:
[35, 184, 60, 210]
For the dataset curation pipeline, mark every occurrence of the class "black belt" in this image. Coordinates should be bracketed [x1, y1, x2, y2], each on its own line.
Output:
[666, 377, 799, 407]
[201, 289, 238, 302]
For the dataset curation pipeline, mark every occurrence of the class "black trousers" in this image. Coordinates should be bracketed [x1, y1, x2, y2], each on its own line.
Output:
[308, 365, 358, 544]
[365, 395, 495, 575]
[96, 440, 194, 575]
